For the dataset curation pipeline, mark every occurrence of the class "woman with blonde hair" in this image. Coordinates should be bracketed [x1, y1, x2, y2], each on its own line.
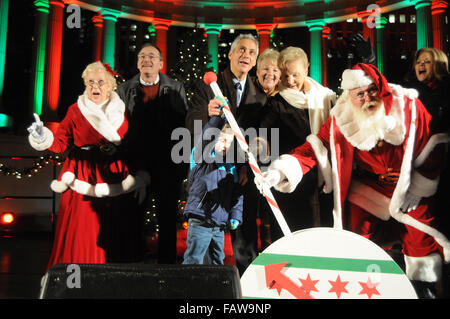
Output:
[27, 61, 149, 269]
[405, 48, 450, 264]
[259, 46, 336, 241]
[406, 47, 450, 134]
[255, 48, 281, 96]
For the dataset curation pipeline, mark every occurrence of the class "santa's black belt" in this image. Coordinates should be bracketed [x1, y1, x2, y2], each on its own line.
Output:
[353, 168, 400, 185]
[78, 143, 118, 156]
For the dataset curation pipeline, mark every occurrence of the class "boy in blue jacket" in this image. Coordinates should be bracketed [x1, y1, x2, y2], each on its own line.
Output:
[182, 115, 244, 265]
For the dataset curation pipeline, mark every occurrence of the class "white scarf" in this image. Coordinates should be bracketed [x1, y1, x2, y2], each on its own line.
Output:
[279, 77, 336, 134]
[77, 91, 125, 144]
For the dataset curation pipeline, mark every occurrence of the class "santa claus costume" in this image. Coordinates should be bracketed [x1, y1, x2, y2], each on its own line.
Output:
[29, 91, 148, 270]
[267, 63, 450, 294]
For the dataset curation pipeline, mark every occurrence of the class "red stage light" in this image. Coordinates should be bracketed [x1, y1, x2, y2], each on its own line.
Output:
[1, 212, 15, 225]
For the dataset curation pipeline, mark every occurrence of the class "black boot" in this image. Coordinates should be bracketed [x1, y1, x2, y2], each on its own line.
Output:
[411, 280, 438, 299]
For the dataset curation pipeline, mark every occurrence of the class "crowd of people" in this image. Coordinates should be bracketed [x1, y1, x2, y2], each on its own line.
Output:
[26, 32, 450, 298]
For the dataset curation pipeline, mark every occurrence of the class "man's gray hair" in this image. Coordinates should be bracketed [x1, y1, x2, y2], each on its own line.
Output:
[230, 33, 259, 56]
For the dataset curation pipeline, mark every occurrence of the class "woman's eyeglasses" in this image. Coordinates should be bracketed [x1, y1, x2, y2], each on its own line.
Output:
[87, 80, 106, 87]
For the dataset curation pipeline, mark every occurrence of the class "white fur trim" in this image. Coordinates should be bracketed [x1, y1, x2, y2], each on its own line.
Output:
[61, 171, 75, 185]
[122, 174, 137, 191]
[73, 179, 96, 197]
[95, 175, 138, 198]
[390, 84, 418, 100]
[341, 69, 373, 90]
[95, 183, 110, 197]
[77, 91, 125, 144]
[414, 133, 450, 168]
[329, 119, 343, 230]
[270, 154, 303, 193]
[50, 180, 69, 193]
[347, 180, 391, 221]
[50, 173, 139, 198]
[389, 97, 417, 216]
[28, 127, 54, 151]
[306, 134, 333, 193]
[404, 253, 442, 282]
[408, 170, 439, 198]
[50, 171, 74, 193]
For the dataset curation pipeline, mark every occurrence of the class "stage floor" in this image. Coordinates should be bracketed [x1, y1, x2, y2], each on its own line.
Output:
[1, 230, 448, 299]
[0, 229, 235, 299]
[0, 232, 52, 298]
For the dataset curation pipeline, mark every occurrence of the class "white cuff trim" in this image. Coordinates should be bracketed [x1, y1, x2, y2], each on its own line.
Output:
[409, 170, 439, 198]
[270, 154, 303, 193]
[414, 133, 450, 168]
[306, 134, 333, 193]
[404, 253, 442, 282]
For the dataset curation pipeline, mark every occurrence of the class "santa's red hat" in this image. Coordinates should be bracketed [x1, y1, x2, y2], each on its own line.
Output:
[341, 63, 393, 114]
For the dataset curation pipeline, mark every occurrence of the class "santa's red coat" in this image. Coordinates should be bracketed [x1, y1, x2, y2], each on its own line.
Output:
[270, 84, 450, 271]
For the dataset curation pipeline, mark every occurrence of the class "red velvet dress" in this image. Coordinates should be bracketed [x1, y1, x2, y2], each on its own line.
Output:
[41, 94, 144, 270]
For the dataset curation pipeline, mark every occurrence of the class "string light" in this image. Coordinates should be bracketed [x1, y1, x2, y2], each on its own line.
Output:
[0, 154, 64, 179]
[168, 27, 212, 102]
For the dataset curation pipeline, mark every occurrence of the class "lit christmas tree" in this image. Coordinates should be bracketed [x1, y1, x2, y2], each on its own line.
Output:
[169, 27, 212, 102]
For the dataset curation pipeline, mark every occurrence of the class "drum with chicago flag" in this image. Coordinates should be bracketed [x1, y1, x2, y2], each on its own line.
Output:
[240, 227, 417, 299]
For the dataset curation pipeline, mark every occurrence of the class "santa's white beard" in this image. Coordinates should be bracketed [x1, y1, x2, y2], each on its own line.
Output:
[349, 99, 387, 149]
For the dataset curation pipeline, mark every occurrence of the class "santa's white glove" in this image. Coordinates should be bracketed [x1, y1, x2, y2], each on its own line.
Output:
[400, 191, 421, 212]
[254, 169, 282, 195]
[27, 113, 46, 142]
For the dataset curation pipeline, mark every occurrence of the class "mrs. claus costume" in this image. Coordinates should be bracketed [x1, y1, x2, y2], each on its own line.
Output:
[29, 90, 149, 269]
[267, 63, 450, 285]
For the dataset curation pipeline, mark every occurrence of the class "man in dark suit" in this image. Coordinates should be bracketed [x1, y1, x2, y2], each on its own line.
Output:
[118, 43, 188, 264]
[186, 34, 267, 275]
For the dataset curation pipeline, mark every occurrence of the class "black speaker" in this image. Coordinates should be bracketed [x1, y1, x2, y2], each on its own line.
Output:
[39, 263, 242, 299]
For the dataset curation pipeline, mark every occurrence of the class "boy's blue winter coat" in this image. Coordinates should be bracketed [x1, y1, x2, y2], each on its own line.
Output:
[184, 116, 243, 226]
